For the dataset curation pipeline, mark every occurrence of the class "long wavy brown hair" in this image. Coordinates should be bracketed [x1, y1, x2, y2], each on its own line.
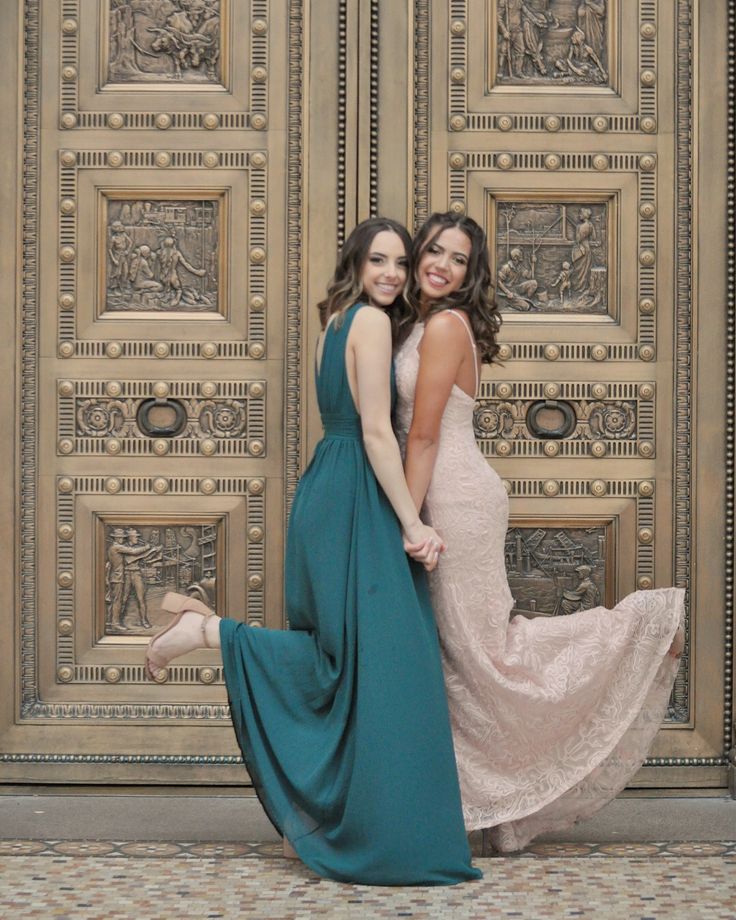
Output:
[317, 217, 414, 346]
[409, 212, 502, 364]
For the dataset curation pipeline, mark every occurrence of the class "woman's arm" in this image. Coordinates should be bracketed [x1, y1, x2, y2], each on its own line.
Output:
[404, 313, 466, 511]
[348, 307, 444, 556]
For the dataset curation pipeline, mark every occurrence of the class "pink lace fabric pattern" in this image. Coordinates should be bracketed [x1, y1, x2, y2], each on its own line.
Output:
[394, 323, 684, 851]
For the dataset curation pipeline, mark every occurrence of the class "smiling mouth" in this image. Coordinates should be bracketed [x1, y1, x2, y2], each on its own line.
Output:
[376, 283, 399, 294]
[426, 272, 449, 287]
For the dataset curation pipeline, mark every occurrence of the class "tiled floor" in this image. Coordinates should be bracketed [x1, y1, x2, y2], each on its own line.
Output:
[1, 840, 734, 919]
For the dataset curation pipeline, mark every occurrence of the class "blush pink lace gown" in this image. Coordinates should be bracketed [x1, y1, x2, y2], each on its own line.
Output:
[394, 319, 684, 852]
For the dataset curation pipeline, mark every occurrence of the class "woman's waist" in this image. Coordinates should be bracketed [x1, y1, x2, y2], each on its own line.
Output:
[435, 430, 487, 460]
[319, 413, 363, 439]
[428, 451, 506, 493]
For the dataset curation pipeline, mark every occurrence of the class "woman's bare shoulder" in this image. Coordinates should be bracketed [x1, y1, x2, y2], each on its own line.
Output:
[351, 304, 390, 330]
[423, 310, 468, 345]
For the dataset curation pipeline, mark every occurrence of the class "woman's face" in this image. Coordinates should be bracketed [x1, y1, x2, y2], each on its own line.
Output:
[416, 226, 471, 305]
[360, 230, 409, 307]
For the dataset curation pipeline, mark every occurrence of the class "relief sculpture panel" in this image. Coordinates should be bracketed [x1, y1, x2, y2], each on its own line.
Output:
[449, 0, 649, 135]
[460, 159, 644, 359]
[49, 473, 263, 704]
[506, 521, 612, 617]
[102, 520, 219, 636]
[494, 0, 608, 86]
[103, 195, 222, 315]
[494, 200, 609, 315]
[62, 150, 265, 359]
[63, 0, 264, 131]
[107, 0, 223, 85]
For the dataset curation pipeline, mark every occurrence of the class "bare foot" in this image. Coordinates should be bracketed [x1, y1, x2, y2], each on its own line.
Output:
[668, 626, 685, 659]
[282, 837, 299, 860]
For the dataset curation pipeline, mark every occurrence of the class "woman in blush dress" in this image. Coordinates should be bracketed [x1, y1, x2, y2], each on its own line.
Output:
[144, 217, 480, 886]
[394, 211, 685, 853]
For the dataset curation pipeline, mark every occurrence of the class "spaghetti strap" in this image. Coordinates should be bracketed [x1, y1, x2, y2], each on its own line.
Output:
[445, 309, 479, 397]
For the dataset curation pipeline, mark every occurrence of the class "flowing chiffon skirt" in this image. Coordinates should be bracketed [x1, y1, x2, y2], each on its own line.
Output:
[220, 305, 480, 884]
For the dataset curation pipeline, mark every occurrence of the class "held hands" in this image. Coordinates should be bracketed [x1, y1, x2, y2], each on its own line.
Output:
[402, 521, 446, 572]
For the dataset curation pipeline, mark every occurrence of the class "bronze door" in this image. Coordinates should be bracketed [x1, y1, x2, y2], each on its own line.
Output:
[1, 0, 308, 784]
[0, 1, 733, 794]
[368, 0, 731, 792]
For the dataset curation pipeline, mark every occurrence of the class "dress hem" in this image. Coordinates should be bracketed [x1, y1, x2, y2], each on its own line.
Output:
[460, 589, 685, 835]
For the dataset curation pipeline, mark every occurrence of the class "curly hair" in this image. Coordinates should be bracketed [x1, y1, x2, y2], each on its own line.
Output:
[317, 217, 414, 346]
[409, 212, 502, 364]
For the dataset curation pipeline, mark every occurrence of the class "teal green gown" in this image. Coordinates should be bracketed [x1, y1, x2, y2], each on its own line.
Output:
[220, 303, 481, 886]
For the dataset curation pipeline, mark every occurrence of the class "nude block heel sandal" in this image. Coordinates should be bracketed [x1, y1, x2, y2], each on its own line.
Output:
[144, 592, 216, 680]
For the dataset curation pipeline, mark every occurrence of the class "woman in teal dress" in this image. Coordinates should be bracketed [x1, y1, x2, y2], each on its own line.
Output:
[145, 218, 481, 886]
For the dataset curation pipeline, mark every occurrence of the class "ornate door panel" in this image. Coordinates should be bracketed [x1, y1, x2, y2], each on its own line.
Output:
[0, 0, 328, 784]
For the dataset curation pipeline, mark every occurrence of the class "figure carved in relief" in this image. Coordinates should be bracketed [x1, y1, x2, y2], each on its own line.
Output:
[129, 245, 164, 295]
[520, 3, 559, 76]
[498, 0, 553, 79]
[207, 246, 219, 284]
[497, 247, 539, 311]
[557, 564, 600, 615]
[577, 0, 606, 60]
[109, 3, 141, 75]
[497, 0, 522, 77]
[108, 221, 134, 293]
[120, 528, 154, 629]
[192, 5, 221, 76]
[555, 27, 607, 82]
[106, 528, 154, 630]
[569, 208, 598, 297]
[550, 261, 571, 305]
[158, 236, 207, 306]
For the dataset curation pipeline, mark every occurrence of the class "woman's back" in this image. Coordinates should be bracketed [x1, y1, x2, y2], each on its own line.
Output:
[315, 305, 364, 421]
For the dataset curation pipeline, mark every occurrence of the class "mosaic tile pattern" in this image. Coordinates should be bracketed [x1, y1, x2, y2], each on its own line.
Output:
[0, 841, 734, 919]
[1, 839, 735, 859]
